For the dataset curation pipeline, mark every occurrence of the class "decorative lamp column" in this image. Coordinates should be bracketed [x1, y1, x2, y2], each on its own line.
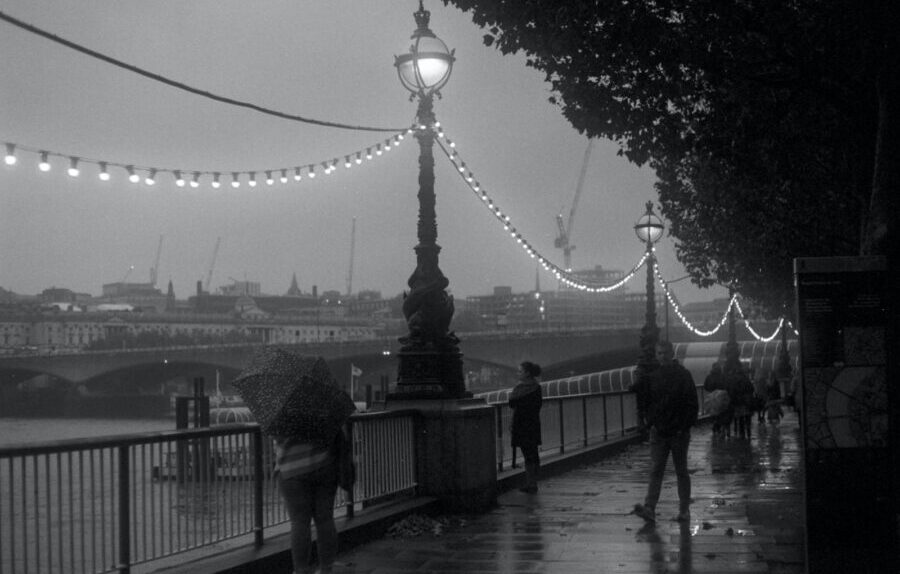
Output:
[724, 286, 742, 373]
[776, 311, 793, 380]
[634, 201, 664, 375]
[391, 1, 467, 399]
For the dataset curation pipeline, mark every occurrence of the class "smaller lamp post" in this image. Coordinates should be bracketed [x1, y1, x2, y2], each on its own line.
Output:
[634, 201, 664, 374]
[724, 286, 742, 373]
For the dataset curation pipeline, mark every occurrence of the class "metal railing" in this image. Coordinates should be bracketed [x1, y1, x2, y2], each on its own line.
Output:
[0, 411, 417, 574]
[1, 380, 706, 574]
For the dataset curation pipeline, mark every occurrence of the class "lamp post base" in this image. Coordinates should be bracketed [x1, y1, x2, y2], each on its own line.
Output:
[389, 348, 470, 400]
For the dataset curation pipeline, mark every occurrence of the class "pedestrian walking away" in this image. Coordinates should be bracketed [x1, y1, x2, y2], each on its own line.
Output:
[725, 363, 755, 439]
[631, 340, 699, 523]
[702, 362, 730, 436]
[509, 361, 543, 493]
[232, 349, 357, 574]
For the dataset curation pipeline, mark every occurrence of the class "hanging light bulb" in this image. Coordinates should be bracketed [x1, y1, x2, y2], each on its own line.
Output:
[4, 143, 16, 166]
[281, 169, 288, 184]
[294, 167, 302, 182]
[190, 172, 201, 188]
[211, 172, 221, 188]
[231, 173, 240, 188]
[384, 139, 392, 151]
[322, 161, 330, 175]
[145, 169, 157, 186]
[307, 164, 316, 178]
[457, 161, 466, 173]
[344, 156, 352, 168]
[265, 171, 274, 186]
[248, 172, 257, 187]
[127, 165, 140, 183]
[332, 158, 339, 172]
[98, 162, 110, 181]
[376, 143, 383, 156]
[355, 152, 362, 165]
[394, 135, 401, 145]
[366, 148, 373, 160]
[38, 152, 51, 172]
[67, 157, 80, 177]
[174, 170, 185, 187]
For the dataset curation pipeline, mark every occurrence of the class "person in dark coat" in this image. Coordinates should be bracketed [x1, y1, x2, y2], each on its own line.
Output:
[725, 365, 755, 439]
[632, 341, 699, 523]
[509, 361, 543, 493]
[703, 362, 730, 436]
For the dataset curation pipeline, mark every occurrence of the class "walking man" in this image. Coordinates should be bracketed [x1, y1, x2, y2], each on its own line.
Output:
[632, 340, 699, 523]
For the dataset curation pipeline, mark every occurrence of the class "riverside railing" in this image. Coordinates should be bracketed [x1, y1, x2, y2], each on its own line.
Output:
[1, 380, 700, 574]
[0, 410, 416, 574]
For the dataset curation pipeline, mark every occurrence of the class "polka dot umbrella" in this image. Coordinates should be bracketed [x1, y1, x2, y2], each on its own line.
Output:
[233, 347, 356, 446]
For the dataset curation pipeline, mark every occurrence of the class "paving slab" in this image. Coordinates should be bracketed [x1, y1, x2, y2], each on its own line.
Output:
[322, 413, 805, 573]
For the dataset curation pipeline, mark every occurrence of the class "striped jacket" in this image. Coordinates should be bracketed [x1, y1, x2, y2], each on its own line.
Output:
[272, 436, 334, 480]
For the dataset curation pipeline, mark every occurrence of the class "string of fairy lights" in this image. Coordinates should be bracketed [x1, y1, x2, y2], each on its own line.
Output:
[2, 131, 416, 189]
[2, 125, 795, 342]
[2, 6, 799, 346]
[432, 126, 796, 342]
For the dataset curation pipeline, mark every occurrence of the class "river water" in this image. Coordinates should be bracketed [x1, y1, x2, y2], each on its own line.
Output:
[0, 417, 176, 447]
[0, 416, 287, 574]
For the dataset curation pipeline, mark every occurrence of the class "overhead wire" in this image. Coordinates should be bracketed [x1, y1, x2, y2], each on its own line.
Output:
[0, 9, 405, 133]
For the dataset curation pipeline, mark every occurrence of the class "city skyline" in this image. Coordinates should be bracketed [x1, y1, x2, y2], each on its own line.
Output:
[1, 1, 726, 304]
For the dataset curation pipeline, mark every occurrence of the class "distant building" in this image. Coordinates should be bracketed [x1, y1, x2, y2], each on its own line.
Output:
[99, 282, 167, 312]
[219, 281, 261, 297]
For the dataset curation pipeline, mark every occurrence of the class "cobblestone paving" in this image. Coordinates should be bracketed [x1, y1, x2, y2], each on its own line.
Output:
[329, 414, 805, 573]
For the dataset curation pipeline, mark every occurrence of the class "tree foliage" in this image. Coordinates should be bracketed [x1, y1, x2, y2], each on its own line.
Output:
[442, 0, 897, 315]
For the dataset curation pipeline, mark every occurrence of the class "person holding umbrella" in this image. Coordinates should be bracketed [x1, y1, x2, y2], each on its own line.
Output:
[273, 431, 343, 574]
[233, 348, 356, 574]
[509, 361, 543, 493]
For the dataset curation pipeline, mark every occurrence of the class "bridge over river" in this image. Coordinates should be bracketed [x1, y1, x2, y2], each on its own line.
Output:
[0, 324, 756, 406]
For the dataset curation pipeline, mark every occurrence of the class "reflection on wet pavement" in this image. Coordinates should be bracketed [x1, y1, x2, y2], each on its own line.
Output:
[326, 413, 804, 573]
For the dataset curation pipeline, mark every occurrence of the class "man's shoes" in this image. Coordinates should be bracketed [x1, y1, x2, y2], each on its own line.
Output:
[633, 503, 656, 523]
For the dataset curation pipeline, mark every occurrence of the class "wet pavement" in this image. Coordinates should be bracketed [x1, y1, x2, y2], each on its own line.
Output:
[328, 413, 805, 573]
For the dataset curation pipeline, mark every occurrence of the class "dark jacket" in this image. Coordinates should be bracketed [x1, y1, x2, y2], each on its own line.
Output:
[509, 378, 542, 448]
[725, 371, 755, 408]
[633, 362, 699, 436]
[703, 368, 725, 392]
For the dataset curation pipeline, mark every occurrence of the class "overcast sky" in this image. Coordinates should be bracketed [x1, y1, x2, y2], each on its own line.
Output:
[0, 0, 725, 305]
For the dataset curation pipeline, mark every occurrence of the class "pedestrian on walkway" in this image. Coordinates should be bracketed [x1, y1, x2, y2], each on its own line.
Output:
[632, 340, 699, 523]
[702, 362, 730, 436]
[274, 428, 349, 574]
[753, 369, 769, 423]
[725, 364, 755, 439]
[509, 361, 543, 493]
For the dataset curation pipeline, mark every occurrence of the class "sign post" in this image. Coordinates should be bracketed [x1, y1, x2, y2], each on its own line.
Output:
[794, 256, 895, 572]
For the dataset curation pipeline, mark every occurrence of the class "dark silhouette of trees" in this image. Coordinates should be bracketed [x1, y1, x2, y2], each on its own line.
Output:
[443, 0, 897, 315]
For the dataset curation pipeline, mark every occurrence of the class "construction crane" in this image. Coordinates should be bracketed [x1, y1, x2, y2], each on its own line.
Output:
[554, 139, 594, 272]
[346, 218, 356, 297]
[149, 235, 163, 287]
[204, 237, 221, 293]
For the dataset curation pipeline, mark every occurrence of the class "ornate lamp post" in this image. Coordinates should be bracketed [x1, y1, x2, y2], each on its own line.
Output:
[634, 201, 664, 375]
[391, 1, 467, 399]
[724, 286, 742, 373]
